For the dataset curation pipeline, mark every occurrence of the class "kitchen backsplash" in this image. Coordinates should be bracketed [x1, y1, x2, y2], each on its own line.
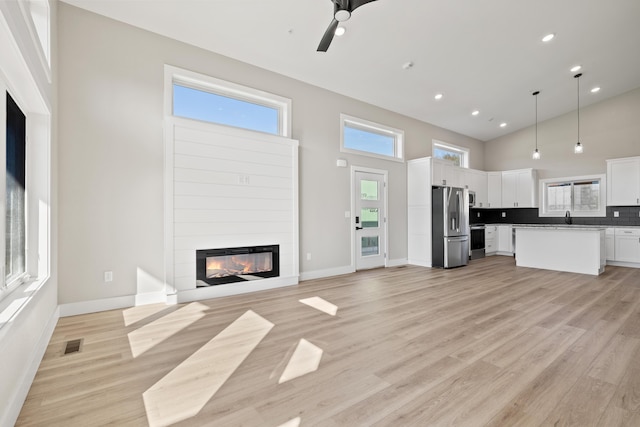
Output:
[471, 206, 640, 227]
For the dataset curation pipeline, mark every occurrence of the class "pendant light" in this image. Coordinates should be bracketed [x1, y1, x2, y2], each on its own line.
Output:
[574, 73, 583, 154]
[532, 91, 541, 160]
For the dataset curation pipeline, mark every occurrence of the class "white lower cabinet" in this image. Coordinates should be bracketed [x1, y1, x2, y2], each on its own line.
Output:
[485, 226, 497, 254]
[497, 225, 513, 254]
[614, 228, 640, 263]
[606, 228, 615, 261]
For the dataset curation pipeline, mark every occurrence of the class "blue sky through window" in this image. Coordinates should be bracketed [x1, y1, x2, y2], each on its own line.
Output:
[343, 124, 395, 157]
[173, 84, 279, 134]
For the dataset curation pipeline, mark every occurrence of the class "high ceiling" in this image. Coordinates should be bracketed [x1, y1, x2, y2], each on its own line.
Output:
[62, 0, 640, 141]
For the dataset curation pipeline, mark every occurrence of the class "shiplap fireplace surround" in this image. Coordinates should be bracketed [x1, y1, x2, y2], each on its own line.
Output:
[164, 117, 299, 303]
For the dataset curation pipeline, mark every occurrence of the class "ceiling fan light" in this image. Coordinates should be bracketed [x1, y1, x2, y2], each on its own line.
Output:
[335, 9, 351, 21]
[335, 26, 346, 36]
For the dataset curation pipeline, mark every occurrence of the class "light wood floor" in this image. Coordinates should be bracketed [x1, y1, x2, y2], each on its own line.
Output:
[17, 256, 640, 426]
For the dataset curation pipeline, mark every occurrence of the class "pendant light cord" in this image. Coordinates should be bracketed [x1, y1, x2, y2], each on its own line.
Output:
[535, 93, 538, 150]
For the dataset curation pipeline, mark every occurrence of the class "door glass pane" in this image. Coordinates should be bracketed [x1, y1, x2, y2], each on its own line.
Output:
[361, 236, 379, 256]
[361, 208, 379, 228]
[361, 180, 378, 200]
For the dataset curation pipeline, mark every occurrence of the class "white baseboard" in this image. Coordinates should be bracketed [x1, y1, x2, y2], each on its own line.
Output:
[176, 276, 299, 303]
[606, 260, 640, 269]
[134, 292, 168, 306]
[2, 305, 59, 427]
[59, 295, 136, 317]
[299, 265, 355, 281]
[387, 258, 408, 267]
[407, 259, 432, 268]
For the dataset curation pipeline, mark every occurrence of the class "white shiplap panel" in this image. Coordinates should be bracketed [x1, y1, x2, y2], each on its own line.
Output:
[175, 125, 293, 157]
[174, 154, 292, 178]
[174, 221, 294, 237]
[174, 209, 292, 224]
[170, 119, 298, 294]
[174, 139, 292, 168]
[174, 234, 294, 252]
[174, 195, 294, 212]
[173, 181, 292, 200]
[174, 168, 293, 189]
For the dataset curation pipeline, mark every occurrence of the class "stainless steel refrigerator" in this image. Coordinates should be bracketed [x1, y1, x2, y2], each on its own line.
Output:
[432, 186, 469, 268]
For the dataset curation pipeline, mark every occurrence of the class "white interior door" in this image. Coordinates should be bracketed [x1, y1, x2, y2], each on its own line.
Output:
[354, 169, 387, 270]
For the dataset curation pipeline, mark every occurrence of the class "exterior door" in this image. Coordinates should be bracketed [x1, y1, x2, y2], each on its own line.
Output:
[354, 170, 387, 270]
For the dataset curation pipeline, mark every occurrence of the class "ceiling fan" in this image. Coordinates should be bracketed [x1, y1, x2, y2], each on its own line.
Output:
[317, 0, 378, 52]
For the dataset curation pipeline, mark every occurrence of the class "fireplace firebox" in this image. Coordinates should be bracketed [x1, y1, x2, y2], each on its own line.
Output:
[196, 245, 280, 286]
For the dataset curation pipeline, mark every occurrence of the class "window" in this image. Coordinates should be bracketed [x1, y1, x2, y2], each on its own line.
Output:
[167, 66, 291, 137]
[5, 92, 27, 286]
[540, 175, 606, 217]
[340, 114, 404, 161]
[432, 140, 469, 168]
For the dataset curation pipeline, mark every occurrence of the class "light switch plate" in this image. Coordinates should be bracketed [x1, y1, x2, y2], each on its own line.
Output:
[614, 211, 619, 217]
[501, 212, 506, 218]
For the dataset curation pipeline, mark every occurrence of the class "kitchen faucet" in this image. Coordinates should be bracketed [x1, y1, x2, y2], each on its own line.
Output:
[565, 210, 572, 224]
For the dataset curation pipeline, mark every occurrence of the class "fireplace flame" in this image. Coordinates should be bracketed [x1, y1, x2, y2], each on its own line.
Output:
[206, 253, 272, 279]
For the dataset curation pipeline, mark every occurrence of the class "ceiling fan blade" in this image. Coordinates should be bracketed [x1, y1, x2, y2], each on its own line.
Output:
[317, 18, 339, 52]
[349, 0, 377, 12]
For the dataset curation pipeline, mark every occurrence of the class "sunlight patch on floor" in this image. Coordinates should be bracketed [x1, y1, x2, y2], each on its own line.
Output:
[142, 310, 274, 427]
[299, 296, 338, 316]
[123, 303, 173, 327]
[127, 302, 208, 357]
[278, 338, 323, 384]
[277, 416, 301, 427]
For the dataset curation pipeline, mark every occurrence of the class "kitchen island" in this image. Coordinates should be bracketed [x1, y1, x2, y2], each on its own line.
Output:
[514, 225, 606, 275]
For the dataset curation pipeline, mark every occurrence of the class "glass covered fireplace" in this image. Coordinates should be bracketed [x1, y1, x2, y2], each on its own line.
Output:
[196, 245, 280, 287]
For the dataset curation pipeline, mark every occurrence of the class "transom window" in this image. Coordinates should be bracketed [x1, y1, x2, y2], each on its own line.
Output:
[540, 175, 606, 217]
[432, 140, 469, 168]
[340, 114, 404, 161]
[166, 65, 291, 137]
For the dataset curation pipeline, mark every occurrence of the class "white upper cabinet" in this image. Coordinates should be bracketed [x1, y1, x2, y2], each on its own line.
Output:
[431, 158, 455, 187]
[468, 169, 488, 207]
[607, 157, 640, 206]
[487, 172, 502, 208]
[501, 169, 537, 208]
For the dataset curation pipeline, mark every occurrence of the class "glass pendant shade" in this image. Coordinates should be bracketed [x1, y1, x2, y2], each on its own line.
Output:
[532, 148, 541, 159]
[574, 73, 583, 154]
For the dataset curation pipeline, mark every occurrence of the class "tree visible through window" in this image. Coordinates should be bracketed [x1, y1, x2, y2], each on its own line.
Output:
[432, 140, 469, 168]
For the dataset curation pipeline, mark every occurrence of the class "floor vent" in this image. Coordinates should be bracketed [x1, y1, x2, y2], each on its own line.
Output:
[63, 339, 83, 355]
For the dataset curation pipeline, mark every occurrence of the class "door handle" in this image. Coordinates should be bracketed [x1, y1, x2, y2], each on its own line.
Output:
[356, 226, 363, 230]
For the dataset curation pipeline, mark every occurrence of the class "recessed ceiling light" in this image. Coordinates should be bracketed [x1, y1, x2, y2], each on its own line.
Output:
[434, 93, 443, 100]
[335, 26, 346, 36]
[542, 33, 555, 42]
[472, 110, 480, 116]
[499, 122, 507, 128]
[591, 87, 601, 93]
[570, 65, 582, 72]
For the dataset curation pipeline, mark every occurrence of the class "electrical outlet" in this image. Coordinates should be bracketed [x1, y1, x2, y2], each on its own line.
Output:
[104, 271, 113, 282]
[614, 211, 620, 218]
[477, 212, 480, 218]
[501, 212, 506, 218]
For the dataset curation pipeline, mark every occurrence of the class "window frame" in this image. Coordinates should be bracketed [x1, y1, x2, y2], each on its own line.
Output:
[539, 174, 607, 218]
[432, 140, 470, 168]
[340, 114, 404, 162]
[165, 65, 292, 137]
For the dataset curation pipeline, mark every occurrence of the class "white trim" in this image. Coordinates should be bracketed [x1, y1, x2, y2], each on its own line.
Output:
[340, 113, 404, 162]
[1, 303, 58, 427]
[387, 258, 408, 267]
[350, 166, 389, 271]
[176, 276, 298, 303]
[299, 265, 355, 281]
[432, 139, 470, 168]
[538, 174, 607, 218]
[606, 260, 640, 269]
[164, 64, 292, 137]
[59, 295, 137, 317]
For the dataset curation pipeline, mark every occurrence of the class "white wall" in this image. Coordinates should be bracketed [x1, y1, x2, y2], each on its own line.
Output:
[57, 3, 483, 308]
[0, 1, 57, 425]
[484, 87, 640, 178]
